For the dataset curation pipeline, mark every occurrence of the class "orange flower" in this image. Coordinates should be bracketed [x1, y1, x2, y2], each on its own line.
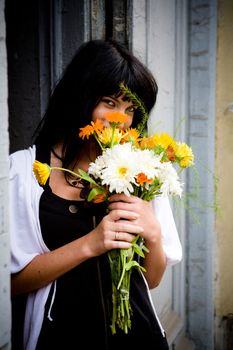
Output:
[79, 120, 104, 139]
[121, 128, 140, 145]
[79, 124, 94, 139]
[92, 119, 104, 133]
[104, 111, 128, 124]
[166, 145, 176, 161]
[136, 173, 153, 186]
[140, 136, 157, 149]
[93, 192, 108, 203]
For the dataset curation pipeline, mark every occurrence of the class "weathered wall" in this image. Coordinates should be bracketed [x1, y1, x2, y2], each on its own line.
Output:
[215, 0, 233, 348]
[0, 0, 11, 348]
[186, 1, 216, 348]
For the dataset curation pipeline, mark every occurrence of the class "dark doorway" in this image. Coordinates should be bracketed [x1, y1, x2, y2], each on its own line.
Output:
[5, 0, 131, 154]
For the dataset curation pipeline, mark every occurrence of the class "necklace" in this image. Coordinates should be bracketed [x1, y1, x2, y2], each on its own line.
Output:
[51, 142, 98, 200]
[65, 173, 90, 199]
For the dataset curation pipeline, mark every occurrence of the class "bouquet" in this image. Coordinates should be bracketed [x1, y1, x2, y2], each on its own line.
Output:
[33, 84, 194, 335]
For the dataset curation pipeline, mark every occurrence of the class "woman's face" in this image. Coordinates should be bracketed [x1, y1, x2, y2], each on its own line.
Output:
[92, 95, 137, 130]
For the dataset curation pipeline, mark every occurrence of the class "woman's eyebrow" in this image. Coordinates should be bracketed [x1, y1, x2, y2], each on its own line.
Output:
[102, 95, 117, 101]
[105, 94, 136, 107]
[108, 96, 118, 101]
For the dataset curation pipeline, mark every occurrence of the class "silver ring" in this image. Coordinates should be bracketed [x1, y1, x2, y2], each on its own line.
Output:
[115, 232, 119, 240]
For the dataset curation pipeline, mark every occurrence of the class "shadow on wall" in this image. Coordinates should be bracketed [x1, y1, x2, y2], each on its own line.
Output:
[216, 313, 233, 350]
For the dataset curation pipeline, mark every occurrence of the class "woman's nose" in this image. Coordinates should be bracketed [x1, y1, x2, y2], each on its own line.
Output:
[118, 107, 127, 114]
[103, 120, 111, 127]
[118, 122, 125, 130]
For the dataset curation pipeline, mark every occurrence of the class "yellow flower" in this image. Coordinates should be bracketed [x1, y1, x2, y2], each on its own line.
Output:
[176, 142, 194, 168]
[140, 133, 177, 162]
[140, 133, 175, 149]
[98, 127, 124, 145]
[153, 133, 177, 150]
[33, 160, 51, 185]
[104, 111, 129, 124]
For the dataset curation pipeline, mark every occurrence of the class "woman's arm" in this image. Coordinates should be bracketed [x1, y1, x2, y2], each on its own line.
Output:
[11, 234, 96, 296]
[142, 233, 167, 289]
[11, 208, 142, 296]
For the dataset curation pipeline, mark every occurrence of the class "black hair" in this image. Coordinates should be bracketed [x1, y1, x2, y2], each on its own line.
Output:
[33, 39, 158, 168]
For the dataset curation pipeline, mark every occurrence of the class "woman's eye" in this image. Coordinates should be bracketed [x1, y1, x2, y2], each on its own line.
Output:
[127, 106, 137, 113]
[102, 98, 115, 107]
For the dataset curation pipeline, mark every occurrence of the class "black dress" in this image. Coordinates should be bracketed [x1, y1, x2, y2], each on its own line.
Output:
[34, 145, 169, 350]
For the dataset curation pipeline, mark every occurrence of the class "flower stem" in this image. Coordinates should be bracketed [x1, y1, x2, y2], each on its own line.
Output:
[110, 124, 116, 148]
[94, 133, 105, 151]
[50, 167, 80, 178]
[117, 251, 127, 290]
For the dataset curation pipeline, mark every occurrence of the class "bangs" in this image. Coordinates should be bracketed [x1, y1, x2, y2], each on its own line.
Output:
[96, 62, 157, 113]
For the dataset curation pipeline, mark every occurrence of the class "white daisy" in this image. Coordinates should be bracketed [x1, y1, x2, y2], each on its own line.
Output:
[157, 162, 183, 197]
[88, 156, 106, 179]
[135, 149, 163, 179]
[89, 143, 138, 196]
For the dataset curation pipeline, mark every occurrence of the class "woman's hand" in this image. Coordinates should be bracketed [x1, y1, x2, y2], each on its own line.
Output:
[108, 193, 162, 244]
[87, 205, 144, 257]
[108, 193, 167, 289]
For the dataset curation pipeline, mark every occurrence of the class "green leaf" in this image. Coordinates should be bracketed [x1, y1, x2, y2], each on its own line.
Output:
[120, 248, 129, 258]
[139, 265, 146, 272]
[142, 245, 150, 253]
[78, 169, 98, 186]
[131, 235, 139, 244]
[87, 187, 105, 202]
[132, 243, 145, 258]
[125, 260, 146, 272]
[125, 260, 140, 271]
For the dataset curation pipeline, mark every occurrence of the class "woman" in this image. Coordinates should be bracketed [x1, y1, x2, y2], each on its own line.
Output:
[10, 39, 182, 350]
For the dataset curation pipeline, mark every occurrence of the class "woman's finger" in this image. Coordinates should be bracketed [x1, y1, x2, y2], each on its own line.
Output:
[113, 221, 143, 235]
[112, 231, 137, 243]
[109, 193, 138, 203]
[109, 209, 139, 221]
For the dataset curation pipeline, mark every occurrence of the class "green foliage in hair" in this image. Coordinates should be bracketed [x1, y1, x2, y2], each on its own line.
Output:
[119, 82, 149, 136]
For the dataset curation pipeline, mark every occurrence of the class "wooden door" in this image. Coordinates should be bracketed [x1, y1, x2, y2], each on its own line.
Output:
[131, 0, 188, 346]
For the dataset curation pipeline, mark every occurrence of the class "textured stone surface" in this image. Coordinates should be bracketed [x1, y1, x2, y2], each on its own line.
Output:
[0, 0, 11, 348]
[186, 1, 216, 349]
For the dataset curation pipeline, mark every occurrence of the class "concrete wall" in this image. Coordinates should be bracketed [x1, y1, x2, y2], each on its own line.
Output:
[0, 0, 11, 349]
[215, 0, 233, 348]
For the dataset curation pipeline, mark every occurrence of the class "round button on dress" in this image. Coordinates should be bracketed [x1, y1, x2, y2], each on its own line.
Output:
[68, 204, 79, 214]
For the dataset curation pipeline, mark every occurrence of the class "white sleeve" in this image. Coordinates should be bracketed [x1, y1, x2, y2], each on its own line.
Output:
[152, 196, 182, 266]
[9, 148, 49, 273]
